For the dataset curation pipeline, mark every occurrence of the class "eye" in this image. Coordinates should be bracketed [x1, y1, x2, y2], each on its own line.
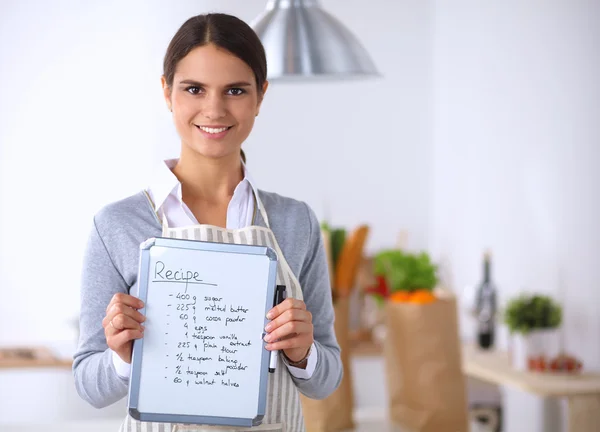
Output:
[185, 86, 202, 95]
[227, 88, 245, 96]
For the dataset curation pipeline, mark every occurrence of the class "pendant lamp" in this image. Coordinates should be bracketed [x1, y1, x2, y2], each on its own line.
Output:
[251, 0, 380, 81]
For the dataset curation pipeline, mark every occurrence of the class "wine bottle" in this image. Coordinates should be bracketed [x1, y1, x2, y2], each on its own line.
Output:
[476, 251, 496, 349]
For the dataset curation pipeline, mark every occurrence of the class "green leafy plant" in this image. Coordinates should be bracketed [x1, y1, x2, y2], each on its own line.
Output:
[373, 249, 438, 293]
[320, 221, 346, 269]
[503, 294, 562, 335]
[320, 221, 347, 304]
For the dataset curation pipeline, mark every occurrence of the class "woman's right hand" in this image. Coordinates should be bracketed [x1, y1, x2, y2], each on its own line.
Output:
[102, 293, 146, 363]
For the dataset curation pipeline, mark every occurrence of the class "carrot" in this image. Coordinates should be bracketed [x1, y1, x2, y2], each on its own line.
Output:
[389, 291, 412, 303]
[408, 290, 437, 304]
[334, 225, 370, 296]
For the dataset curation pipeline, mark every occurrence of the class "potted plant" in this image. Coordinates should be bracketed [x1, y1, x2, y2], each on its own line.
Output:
[503, 294, 563, 371]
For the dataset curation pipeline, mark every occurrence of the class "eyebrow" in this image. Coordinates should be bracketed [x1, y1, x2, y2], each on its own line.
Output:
[178, 79, 253, 87]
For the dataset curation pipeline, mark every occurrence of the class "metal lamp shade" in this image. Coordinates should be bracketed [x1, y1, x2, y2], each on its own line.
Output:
[251, 0, 380, 81]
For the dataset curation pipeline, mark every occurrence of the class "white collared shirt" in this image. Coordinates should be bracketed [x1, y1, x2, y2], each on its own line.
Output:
[149, 159, 256, 229]
[112, 159, 317, 380]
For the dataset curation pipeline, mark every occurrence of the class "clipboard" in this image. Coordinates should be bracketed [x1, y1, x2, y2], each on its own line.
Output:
[128, 237, 278, 427]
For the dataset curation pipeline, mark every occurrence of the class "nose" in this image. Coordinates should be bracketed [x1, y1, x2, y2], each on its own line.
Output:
[201, 93, 227, 120]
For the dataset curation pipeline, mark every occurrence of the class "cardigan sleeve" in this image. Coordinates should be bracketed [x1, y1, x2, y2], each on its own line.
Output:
[288, 202, 343, 399]
[72, 216, 130, 408]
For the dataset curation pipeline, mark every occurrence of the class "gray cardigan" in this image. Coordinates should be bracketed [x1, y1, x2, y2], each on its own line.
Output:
[73, 190, 342, 409]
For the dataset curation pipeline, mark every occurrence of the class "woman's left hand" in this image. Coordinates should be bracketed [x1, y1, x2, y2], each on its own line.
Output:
[264, 298, 314, 364]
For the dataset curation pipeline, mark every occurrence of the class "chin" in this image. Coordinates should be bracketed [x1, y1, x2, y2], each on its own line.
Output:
[188, 141, 239, 160]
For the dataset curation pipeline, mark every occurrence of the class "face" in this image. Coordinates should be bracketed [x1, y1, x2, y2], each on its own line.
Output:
[162, 44, 268, 160]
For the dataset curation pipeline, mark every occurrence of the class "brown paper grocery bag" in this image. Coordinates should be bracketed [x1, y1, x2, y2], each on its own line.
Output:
[384, 297, 468, 432]
[300, 297, 354, 432]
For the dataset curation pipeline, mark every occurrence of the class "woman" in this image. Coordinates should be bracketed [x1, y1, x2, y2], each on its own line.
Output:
[73, 13, 342, 432]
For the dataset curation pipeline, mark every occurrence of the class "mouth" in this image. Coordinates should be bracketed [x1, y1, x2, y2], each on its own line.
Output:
[194, 125, 233, 139]
[196, 125, 233, 133]
[196, 125, 232, 133]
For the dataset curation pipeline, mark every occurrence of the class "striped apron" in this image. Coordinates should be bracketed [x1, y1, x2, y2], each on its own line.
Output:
[119, 191, 305, 432]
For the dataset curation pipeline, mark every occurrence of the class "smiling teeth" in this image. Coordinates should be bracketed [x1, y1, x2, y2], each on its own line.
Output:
[199, 126, 229, 134]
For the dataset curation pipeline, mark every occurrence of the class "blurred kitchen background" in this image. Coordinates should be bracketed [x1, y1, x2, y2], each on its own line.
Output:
[0, 0, 598, 431]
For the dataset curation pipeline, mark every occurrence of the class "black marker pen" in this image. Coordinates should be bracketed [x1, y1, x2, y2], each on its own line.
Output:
[268, 285, 285, 373]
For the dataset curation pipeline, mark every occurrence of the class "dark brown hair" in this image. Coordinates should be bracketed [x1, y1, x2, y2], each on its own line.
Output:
[163, 13, 267, 93]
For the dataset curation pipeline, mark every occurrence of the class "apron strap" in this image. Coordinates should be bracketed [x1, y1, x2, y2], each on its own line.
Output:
[143, 189, 169, 235]
[254, 190, 271, 229]
[161, 210, 170, 237]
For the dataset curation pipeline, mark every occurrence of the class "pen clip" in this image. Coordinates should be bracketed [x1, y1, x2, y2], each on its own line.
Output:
[274, 285, 286, 307]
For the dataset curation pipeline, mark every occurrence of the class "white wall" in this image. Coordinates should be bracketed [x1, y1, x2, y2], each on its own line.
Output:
[431, 0, 600, 371]
[431, 1, 599, 431]
[0, 0, 432, 345]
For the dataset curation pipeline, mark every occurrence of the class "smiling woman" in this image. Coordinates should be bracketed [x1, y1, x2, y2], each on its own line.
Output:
[72, 12, 341, 432]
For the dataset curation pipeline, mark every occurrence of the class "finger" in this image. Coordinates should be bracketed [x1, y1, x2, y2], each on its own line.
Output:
[106, 303, 146, 324]
[264, 321, 312, 343]
[106, 293, 144, 314]
[103, 317, 130, 338]
[110, 314, 145, 332]
[104, 321, 118, 338]
[265, 334, 313, 351]
[110, 328, 144, 349]
[102, 313, 123, 329]
[267, 298, 306, 319]
[265, 309, 312, 333]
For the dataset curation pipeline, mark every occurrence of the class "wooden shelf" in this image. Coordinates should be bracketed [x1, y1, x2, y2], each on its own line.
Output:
[462, 344, 600, 397]
[351, 339, 384, 357]
[0, 347, 72, 370]
[350, 340, 600, 398]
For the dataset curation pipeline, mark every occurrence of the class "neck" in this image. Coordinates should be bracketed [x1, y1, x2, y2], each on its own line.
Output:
[173, 147, 244, 205]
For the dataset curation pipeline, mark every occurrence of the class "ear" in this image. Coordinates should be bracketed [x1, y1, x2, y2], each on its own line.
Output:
[161, 76, 172, 112]
[256, 80, 269, 116]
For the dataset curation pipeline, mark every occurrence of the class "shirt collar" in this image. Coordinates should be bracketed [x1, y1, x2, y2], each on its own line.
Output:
[241, 159, 260, 201]
[148, 158, 180, 212]
[148, 158, 259, 212]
